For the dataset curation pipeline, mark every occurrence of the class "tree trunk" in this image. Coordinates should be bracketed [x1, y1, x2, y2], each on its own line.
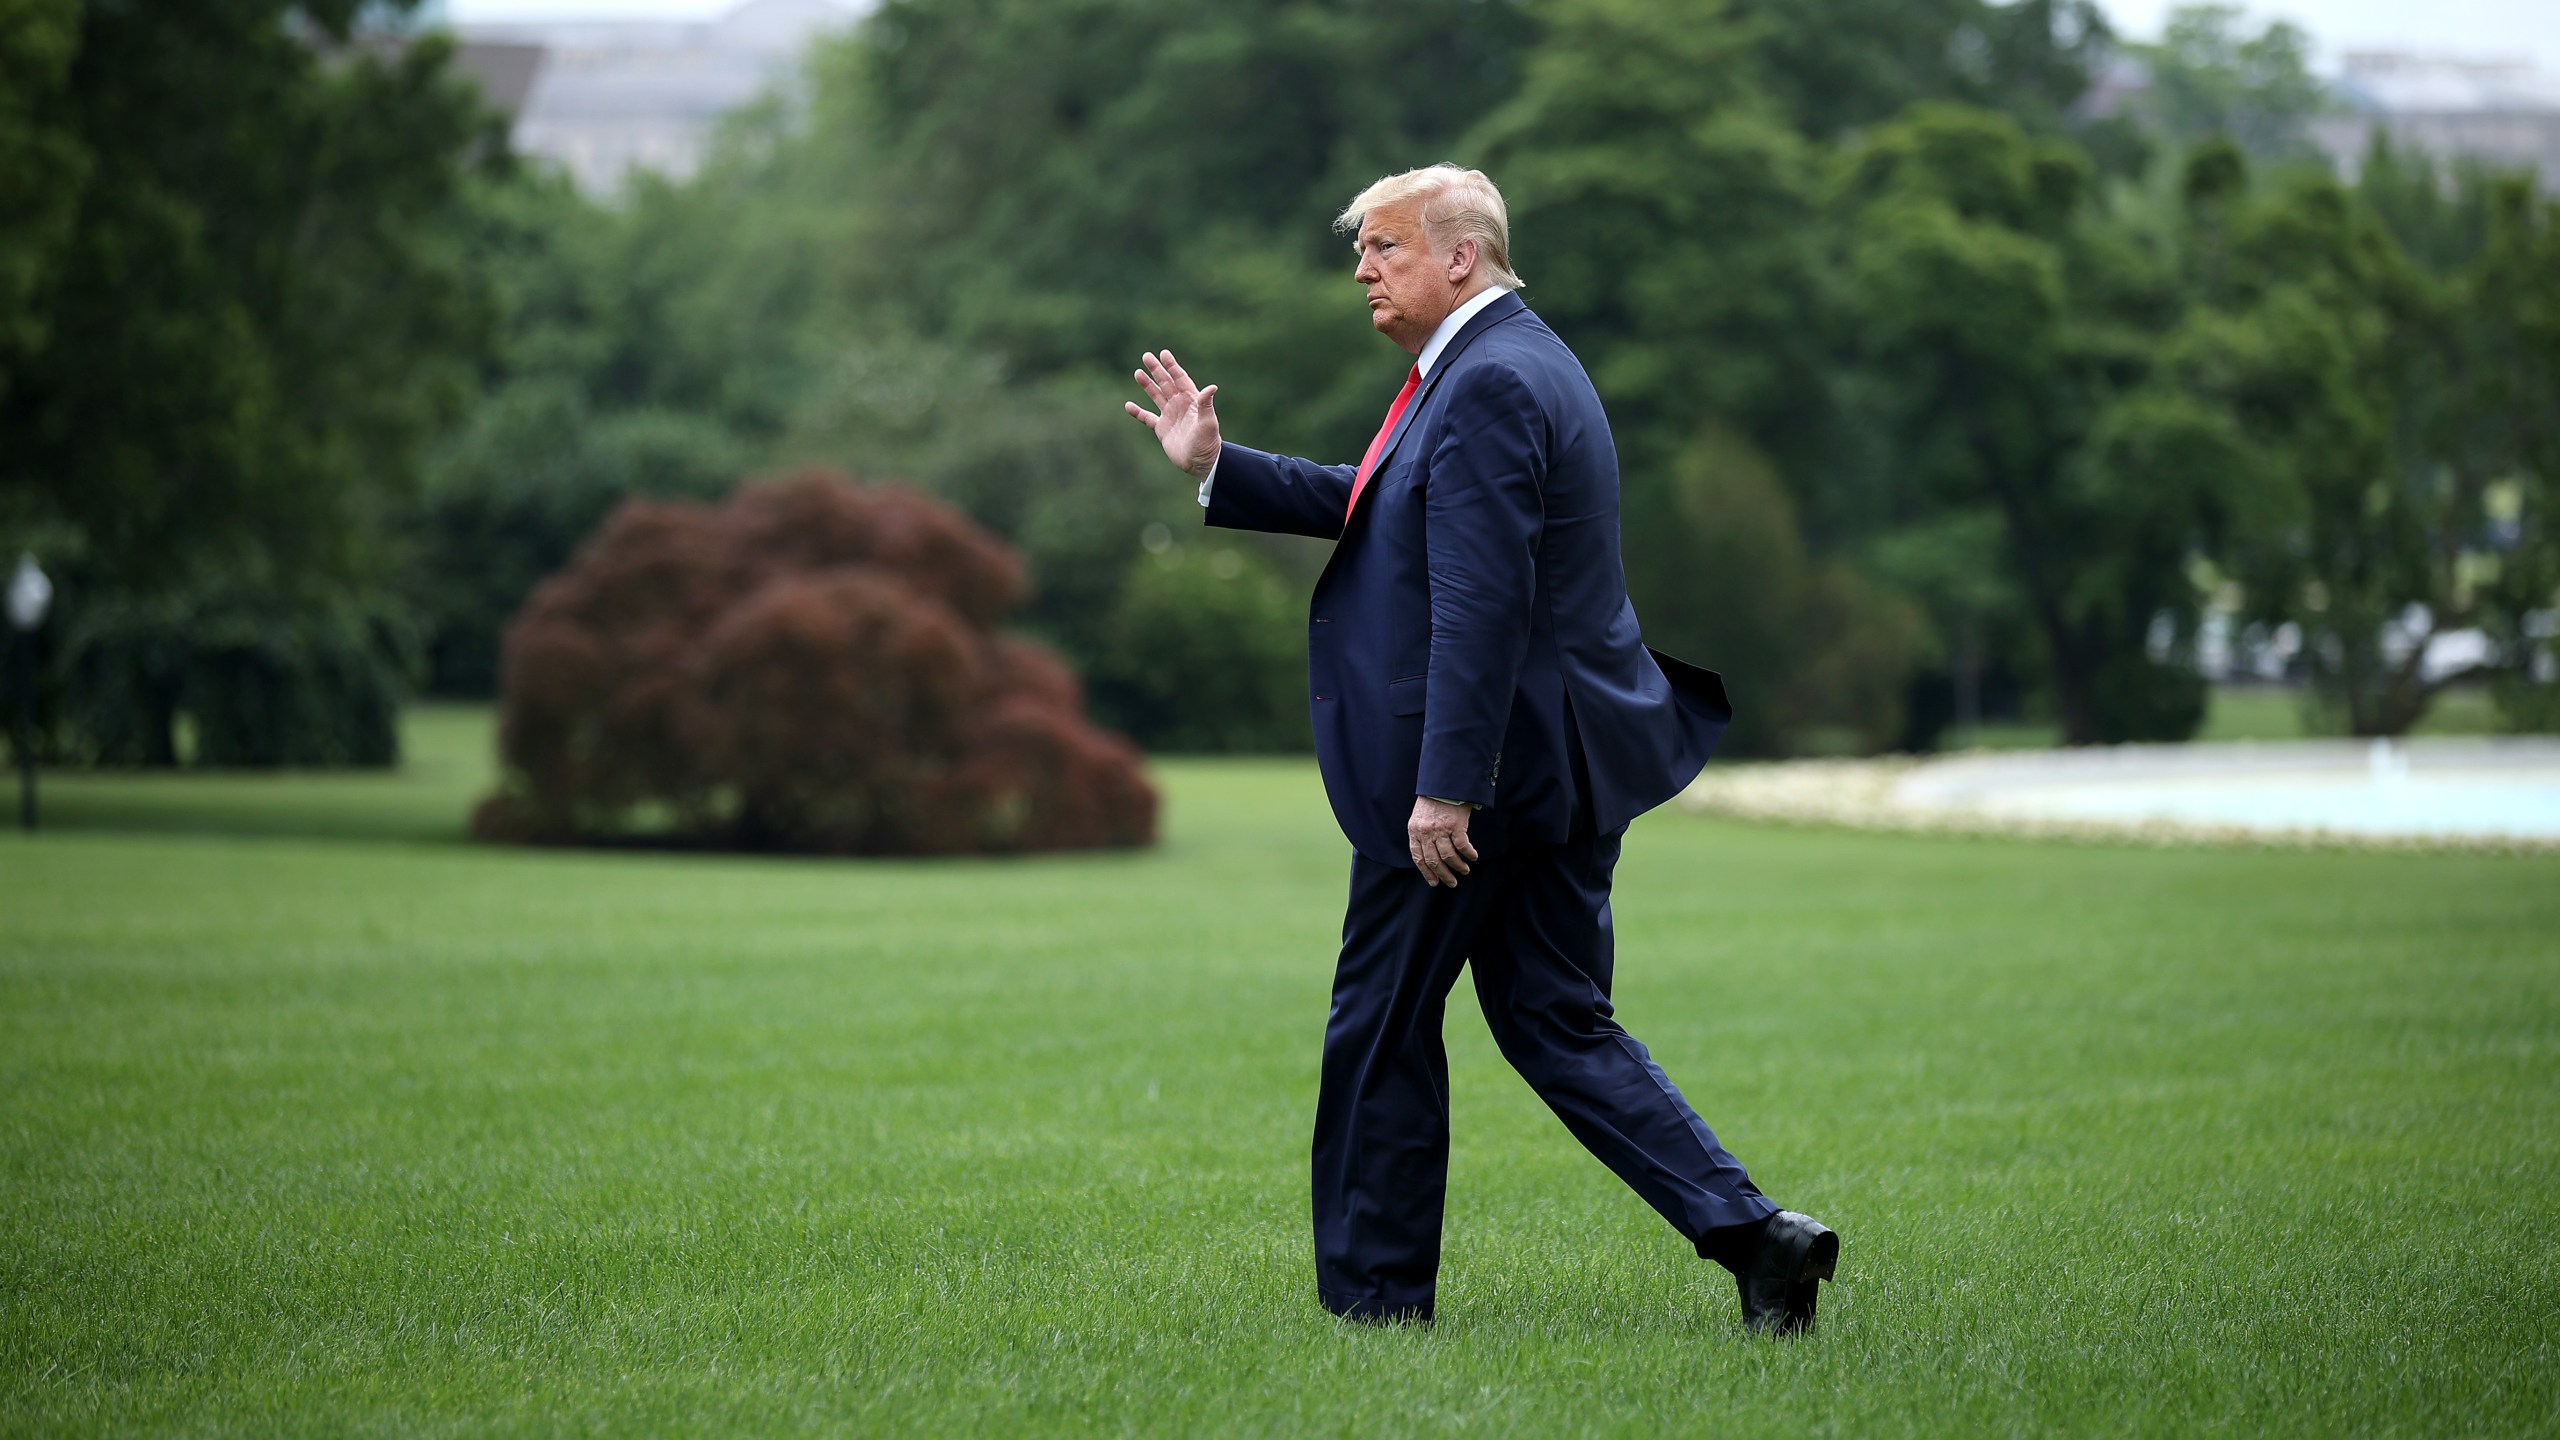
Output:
[2038, 605, 2103, 746]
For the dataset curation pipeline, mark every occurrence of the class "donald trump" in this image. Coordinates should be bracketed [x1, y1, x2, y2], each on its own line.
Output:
[1125, 164, 1838, 1333]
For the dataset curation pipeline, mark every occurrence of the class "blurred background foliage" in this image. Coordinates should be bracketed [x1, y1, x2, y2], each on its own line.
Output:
[2, 0, 2556, 765]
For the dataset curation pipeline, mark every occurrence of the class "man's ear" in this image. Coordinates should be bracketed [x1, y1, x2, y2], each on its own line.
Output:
[1447, 238, 1478, 284]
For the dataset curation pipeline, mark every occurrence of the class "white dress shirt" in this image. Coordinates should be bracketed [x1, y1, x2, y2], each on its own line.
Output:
[1196, 283, 1512, 507]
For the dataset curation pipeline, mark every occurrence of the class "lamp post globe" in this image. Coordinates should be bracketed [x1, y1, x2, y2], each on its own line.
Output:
[7, 554, 48, 632]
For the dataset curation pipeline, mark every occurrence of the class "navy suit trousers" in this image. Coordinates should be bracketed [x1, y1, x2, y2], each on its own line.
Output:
[1311, 803, 1777, 1322]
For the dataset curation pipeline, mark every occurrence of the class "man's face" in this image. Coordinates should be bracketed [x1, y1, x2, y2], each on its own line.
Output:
[1352, 202, 1465, 353]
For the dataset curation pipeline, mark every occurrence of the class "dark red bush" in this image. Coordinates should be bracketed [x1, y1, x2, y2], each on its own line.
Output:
[478, 470, 1156, 854]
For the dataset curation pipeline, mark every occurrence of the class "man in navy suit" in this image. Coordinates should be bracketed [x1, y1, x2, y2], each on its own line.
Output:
[1125, 165, 1837, 1333]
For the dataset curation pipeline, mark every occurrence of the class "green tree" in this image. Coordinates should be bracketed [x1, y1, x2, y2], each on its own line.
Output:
[0, 0, 84, 391]
[2168, 147, 2560, 733]
[2134, 5, 2331, 163]
[1470, 0, 1828, 482]
[1087, 541, 1312, 752]
[821, 0, 1537, 475]
[2, 1, 502, 590]
[421, 0, 2187, 758]
[408, 380, 750, 696]
[1463, 0, 1923, 751]
[848, 0, 1531, 379]
[1839, 104, 2207, 744]
[1, 1, 504, 765]
[1732, 0, 2112, 141]
[1626, 425, 1924, 753]
[408, 3, 1469, 741]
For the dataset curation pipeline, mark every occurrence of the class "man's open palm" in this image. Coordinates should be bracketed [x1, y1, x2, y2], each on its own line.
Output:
[1125, 350, 1221, 478]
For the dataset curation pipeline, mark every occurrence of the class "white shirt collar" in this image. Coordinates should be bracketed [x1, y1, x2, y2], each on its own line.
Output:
[1415, 285, 1510, 380]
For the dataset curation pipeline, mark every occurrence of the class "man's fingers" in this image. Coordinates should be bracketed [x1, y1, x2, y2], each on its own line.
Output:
[1454, 831, 1478, 863]
[1411, 828, 1469, 886]
[1438, 835, 1471, 877]
[1122, 400, 1159, 429]
[1139, 353, 1217, 415]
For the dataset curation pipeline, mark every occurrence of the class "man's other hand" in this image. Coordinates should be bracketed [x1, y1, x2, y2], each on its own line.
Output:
[1408, 795, 1478, 887]
[1125, 349, 1221, 478]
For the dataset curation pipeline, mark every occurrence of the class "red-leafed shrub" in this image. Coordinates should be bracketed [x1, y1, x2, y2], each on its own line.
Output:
[474, 470, 1155, 854]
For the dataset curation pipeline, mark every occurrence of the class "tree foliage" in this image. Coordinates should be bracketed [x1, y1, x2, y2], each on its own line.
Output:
[1, 0, 503, 766]
[0, 0, 84, 386]
[41, 0, 2543, 771]
[480, 473, 1157, 854]
[2166, 146, 2560, 733]
[55, 584, 408, 767]
[1838, 104, 2210, 743]
[1, 1, 501, 589]
[1086, 540, 1313, 754]
[2133, 5, 2330, 163]
[410, 389, 750, 698]
[1459, 0, 1922, 750]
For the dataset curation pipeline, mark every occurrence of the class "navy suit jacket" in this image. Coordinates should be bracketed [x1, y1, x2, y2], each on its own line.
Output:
[1206, 290, 1732, 866]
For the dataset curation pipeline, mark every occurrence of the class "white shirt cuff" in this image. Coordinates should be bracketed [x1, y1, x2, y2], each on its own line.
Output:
[1195, 454, 1219, 507]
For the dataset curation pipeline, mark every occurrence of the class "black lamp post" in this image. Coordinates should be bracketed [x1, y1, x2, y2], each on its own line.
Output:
[8, 554, 51, 831]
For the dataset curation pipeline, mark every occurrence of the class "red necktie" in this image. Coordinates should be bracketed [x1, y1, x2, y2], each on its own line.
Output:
[1344, 364, 1421, 521]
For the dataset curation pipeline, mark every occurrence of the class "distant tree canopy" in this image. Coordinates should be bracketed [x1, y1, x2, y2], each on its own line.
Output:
[11, 0, 2555, 767]
[2132, 4, 2331, 163]
[2170, 146, 2560, 733]
[480, 473, 1157, 854]
[412, 0, 2557, 749]
[414, 0, 2142, 755]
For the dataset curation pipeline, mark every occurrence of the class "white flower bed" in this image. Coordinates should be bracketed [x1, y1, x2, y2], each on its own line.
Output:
[1680, 740, 2560, 854]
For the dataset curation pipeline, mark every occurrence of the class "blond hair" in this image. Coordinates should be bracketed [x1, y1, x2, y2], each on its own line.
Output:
[1335, 164, 1523, 291]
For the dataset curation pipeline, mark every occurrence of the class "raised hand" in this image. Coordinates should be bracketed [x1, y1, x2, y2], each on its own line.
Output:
[1124, 349, 1221, 479]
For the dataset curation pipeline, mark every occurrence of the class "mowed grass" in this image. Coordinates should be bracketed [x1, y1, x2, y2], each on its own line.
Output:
[2, 712, 2556, 1435]
[1963, 681, 2511, 749]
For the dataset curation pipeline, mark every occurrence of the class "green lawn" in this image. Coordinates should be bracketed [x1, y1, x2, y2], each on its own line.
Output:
[3, 712, 2556, 1435]
[2195, 683, 2508, 742]
[1962, 681, 2512, 749]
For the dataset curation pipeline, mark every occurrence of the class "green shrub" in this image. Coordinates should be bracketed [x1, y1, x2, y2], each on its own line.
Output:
[55, 585, 410, 768]
[1086, 541, 1311, 754]
[407, 381, 748, 697]
[1626, 426, 1924, 756]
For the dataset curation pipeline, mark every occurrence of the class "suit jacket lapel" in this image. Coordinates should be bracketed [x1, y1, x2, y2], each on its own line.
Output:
[1350, 291, 1527, 518]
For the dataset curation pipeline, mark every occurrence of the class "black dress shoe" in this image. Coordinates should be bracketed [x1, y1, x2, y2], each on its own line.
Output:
[1736, 1210, 1838, 1335]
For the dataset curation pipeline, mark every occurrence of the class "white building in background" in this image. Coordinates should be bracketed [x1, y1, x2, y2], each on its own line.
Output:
[2312, 50, 2560, 190]
[456, 0, 863, 194]
[2078, 46, 2560, 194]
